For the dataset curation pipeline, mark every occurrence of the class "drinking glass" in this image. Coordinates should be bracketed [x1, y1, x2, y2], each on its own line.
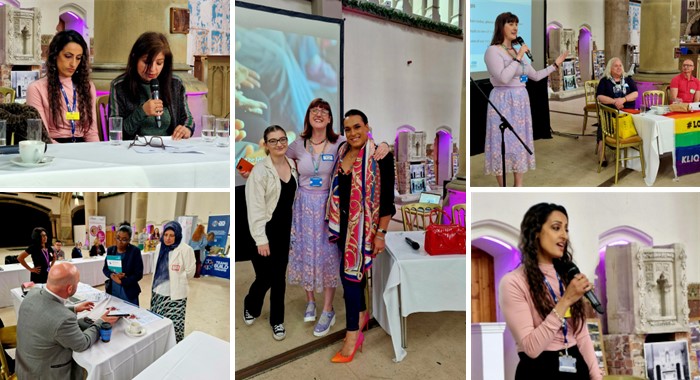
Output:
[215, 118, 230, 148]
[26, 119, 42, 141]
[201, 115, 215, 142]
[0, 120, 6, 146]
[109, 117, 123, 146]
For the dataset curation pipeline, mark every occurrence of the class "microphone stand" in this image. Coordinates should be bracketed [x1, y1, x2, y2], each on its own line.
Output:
[471, 77, 533, 187]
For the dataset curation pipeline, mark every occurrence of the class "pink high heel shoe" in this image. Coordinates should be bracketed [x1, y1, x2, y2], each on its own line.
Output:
[331, 332, 365, 363]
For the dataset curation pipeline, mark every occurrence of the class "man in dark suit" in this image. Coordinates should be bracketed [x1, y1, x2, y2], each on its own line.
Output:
[16, 262, 119, 380]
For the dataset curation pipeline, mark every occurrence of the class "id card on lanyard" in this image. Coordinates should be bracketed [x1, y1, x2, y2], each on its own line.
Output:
[308, 140, 328, 187]
[60, 84, 79, 142]
[544, 273, 577, 373]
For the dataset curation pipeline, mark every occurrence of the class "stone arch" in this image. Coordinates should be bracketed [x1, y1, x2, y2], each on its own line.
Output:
[0, 196, 52, 248]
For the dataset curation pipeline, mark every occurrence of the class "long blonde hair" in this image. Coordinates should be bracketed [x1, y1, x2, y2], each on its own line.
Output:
[192, 224, 205, 241]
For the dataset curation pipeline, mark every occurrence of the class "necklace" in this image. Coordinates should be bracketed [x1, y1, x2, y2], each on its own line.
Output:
[310, 138, 327, 145]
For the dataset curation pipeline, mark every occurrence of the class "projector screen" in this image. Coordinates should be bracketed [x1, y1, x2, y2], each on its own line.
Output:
[469, 0, 545, 80]
[234, 2, 342, 185]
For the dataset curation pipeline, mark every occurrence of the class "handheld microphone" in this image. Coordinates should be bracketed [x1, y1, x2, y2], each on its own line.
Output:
[515, 36, 534, 62]
[150, 79, 162, 129]
[405, 237, 420, 250]
[554, 260, 605, 314]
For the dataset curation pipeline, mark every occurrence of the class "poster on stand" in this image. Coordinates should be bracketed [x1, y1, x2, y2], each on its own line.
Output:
[87, 216, 106, 246]
[207, 215, 230, 255]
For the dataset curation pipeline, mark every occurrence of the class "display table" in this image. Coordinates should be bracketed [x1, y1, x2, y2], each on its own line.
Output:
[201, 256, 230, 279]
[12, 283, 176, 380]
[630, 113, 677, 186]
[0, 138, 229, 187]
[133, 331, 229, 379]
[371, 231, 466, 362]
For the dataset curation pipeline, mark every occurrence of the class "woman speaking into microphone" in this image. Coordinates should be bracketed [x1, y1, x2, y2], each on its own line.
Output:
[483, 12, 567, 187]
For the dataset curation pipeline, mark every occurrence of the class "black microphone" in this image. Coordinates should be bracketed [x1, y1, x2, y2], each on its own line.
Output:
[150, 79, 162, 129]
[405, 237, 420, 250]
[554, 260, 605, 314]
[515, 36, 534, 62]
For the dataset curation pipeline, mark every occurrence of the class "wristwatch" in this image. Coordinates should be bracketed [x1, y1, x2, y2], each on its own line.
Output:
[377, 228, 387, 234]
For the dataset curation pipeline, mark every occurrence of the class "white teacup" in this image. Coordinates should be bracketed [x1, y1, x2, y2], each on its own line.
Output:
[128, 322, 143, 335]
[19, 140, 45, 164]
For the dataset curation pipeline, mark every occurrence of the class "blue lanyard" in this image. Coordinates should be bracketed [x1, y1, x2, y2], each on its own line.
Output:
[543, 273, 568, 346]
[59, 84, 77, 141]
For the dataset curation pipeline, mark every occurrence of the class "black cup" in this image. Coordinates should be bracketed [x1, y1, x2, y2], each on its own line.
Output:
[100, 322, 112, 342]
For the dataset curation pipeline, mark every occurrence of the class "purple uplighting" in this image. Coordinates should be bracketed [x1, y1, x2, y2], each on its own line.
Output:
[483, 236, 513, 250]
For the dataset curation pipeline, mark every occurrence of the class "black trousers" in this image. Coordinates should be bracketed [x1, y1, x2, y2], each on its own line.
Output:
[244, 245, 289, 327]
[515, 345, 591, 380]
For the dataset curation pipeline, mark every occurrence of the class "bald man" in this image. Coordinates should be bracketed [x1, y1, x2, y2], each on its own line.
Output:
[16, 262, 119, 380]
[670, 59, 700, 103]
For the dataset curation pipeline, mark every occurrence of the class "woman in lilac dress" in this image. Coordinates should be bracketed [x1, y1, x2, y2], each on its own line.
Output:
[286, 98, 388, 337]
[484, 12, 568, 186]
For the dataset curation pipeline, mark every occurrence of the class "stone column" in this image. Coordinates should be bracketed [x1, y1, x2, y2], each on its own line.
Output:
[83, 192, 98, 228]
[59, 192, 74, 244]
[604, 0, 629, 68]
[134, 192, 148, 233]
[635, 0, 681, 82]
[174, 192, 187, 218]
[311, 0, 342, 18]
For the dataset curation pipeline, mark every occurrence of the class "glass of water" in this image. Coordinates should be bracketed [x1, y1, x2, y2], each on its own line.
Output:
[201, 115, 215, 142]
[26, 119, 42, 141]
[0, 120, 6, 146]
[109, 117, 123, 145]
[215, 118, 230, 147]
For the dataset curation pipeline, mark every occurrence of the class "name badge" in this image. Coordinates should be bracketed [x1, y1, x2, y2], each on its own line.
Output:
[559, 354, 577, 373]
[309, 176, 322, 187]
[66, 111, 80, 120]
[171, 264, 181, 272]
[321, 154, 334, 161]
[520, 74, 528, 83]
[692, 89, 696, 94]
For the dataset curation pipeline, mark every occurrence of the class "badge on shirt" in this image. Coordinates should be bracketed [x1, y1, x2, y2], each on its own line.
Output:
[691, 89, 696, 94]
[309, 176, 322, 187]
[171, 264, 181, 272]
[520, 74, 528, 83]
[559, 354, 577, 373]
[564, 308, 572, 319]
[321, 154, 334, 161]
[65, 111, 80, 120]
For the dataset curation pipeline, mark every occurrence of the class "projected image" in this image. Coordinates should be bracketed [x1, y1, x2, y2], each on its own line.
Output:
[234, 5, 342, 183]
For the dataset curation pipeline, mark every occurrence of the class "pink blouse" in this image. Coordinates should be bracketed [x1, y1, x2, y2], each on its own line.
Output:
[498, 263, 603, 380]
[26, 76, 99, 143]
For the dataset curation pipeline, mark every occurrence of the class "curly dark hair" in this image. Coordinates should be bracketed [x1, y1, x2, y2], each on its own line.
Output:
[30, 227, 48, 248]
[122, 32, 173, 109]
[300, 98, 339, 143]
[518, 203, 586, 334]
[46, 30, 93, 135]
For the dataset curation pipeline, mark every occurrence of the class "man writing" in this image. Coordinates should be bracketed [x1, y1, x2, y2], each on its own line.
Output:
[16, 262, 119, 380]
[670, 59, 700, 103]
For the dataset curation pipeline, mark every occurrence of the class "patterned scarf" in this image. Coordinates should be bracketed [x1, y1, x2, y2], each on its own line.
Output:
[327, 141, 381, 282]
[152, 221, 182, 291]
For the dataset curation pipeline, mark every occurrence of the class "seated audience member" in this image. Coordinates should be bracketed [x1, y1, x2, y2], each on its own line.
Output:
[26, 30, 99, 143]
[103, 223, 143, 305]
[16, 262, 119, 379]
[109, 32, 193, 140]
[54, 240, 65, 261]
[71, 241, 84, 259]
[595, 57, 638, 167]
[89, 238, 106, 257]
[670, 59, 700, 103]
[18, 227, 55, 284]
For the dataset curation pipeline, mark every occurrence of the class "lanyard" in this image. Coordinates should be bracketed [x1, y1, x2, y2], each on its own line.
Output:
[543, 273, 568, 347]
[501, 44, 526, 76]
[307, 140, 328, 175]
[60, 84, 77, 141]
[41, 248, 50, 266]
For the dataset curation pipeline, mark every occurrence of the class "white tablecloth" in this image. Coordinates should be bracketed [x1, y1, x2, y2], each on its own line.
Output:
[630, 113, 677, 185]
[133, 331, 229, 379]
[0, 252, 154, 309]
[12, 285, 176, 380]
[0, 138, 229, 187]
[372, 231, 466, 362]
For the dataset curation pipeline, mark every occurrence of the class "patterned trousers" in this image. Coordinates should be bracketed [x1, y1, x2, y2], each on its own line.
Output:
[150, 291, 187, 342]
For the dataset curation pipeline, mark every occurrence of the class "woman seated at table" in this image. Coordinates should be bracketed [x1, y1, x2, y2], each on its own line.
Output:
[327, 109, 395, 363]
[109, 32, 193, 140]
[18, 227, 56, 284]
[26, 30, 99, 143]
[151, 221, 196, 342]
[90, 238, 106, 257]
[71, 241, 83, 258]
[103, 222, 143, 305]
[595, 57, 638, 167]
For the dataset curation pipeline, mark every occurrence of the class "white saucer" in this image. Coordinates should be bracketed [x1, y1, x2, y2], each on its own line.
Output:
[125, 328, 146, 338]
[10, 156, 54, 167]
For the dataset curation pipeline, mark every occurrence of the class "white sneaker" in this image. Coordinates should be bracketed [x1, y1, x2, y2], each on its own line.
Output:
[243, 309, 255, 326]
[303, 301, 316, 322]
[272, 324, 286, 341]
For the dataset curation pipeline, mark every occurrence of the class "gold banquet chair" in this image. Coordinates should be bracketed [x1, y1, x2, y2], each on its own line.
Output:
[597, 103, 645, 185]
[401, 202, 441, 231]
[642, 90, 665, 108]
[95, 95, 109, 142]
[0, 325, 17, 380]
[0, 88, 15, 104]
[582, 80, 599, 135]
[451, 203, 466, 227]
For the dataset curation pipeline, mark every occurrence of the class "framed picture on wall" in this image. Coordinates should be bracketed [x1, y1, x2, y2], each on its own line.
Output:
[563, 75, 577, 91]
[587, 319, 607, 376]
[644, 340, 691, 380]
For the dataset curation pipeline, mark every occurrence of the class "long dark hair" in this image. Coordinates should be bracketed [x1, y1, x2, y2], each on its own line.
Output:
[300, 98, 339, 144]
[30, 227, 48, 248]
[518, 203, 585, 333]
[122, 32, 173, 108]
[46, 30, 93, 134]
[490, 12, 519, 46]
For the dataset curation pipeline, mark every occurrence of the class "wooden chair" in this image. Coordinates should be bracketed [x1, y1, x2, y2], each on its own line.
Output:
[401, 202, 441, 231]
[95, 95, 109, 142]
[597, 103, 645, 184]
[582, 80, 599, 135]
[0, 88, 15, 104]
[0, 326, 17, 380]
[451, 203, 466, 227]
[642, 90, 665, 108]
[664, 85, 671, 105]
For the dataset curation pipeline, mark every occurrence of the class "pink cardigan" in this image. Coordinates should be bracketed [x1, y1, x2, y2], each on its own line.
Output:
[26, 76, 99, 143]
[499, 263, 603, 380]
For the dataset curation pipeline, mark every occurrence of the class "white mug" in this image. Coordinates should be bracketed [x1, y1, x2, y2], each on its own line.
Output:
[19, 140, 45, 163]
[128, 322, 143, 334]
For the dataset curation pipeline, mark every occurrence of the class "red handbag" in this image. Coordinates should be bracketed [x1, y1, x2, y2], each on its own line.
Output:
[424, 209, 466, 255]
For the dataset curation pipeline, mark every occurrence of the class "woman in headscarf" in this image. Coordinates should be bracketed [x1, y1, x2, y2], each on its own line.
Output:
[150, 221, 196, 342]
[18, 227, 56, 284]
[103, 222, 143, 305]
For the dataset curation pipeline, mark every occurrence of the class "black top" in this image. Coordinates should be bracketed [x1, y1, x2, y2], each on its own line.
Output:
[596, 76, 638, 109]
[102, 244, 144, 300]
[265, 176, 297, 256]
[71, 247, 83, 259]
[25, 245, 54, 284]
[90, 244, 106, 257]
